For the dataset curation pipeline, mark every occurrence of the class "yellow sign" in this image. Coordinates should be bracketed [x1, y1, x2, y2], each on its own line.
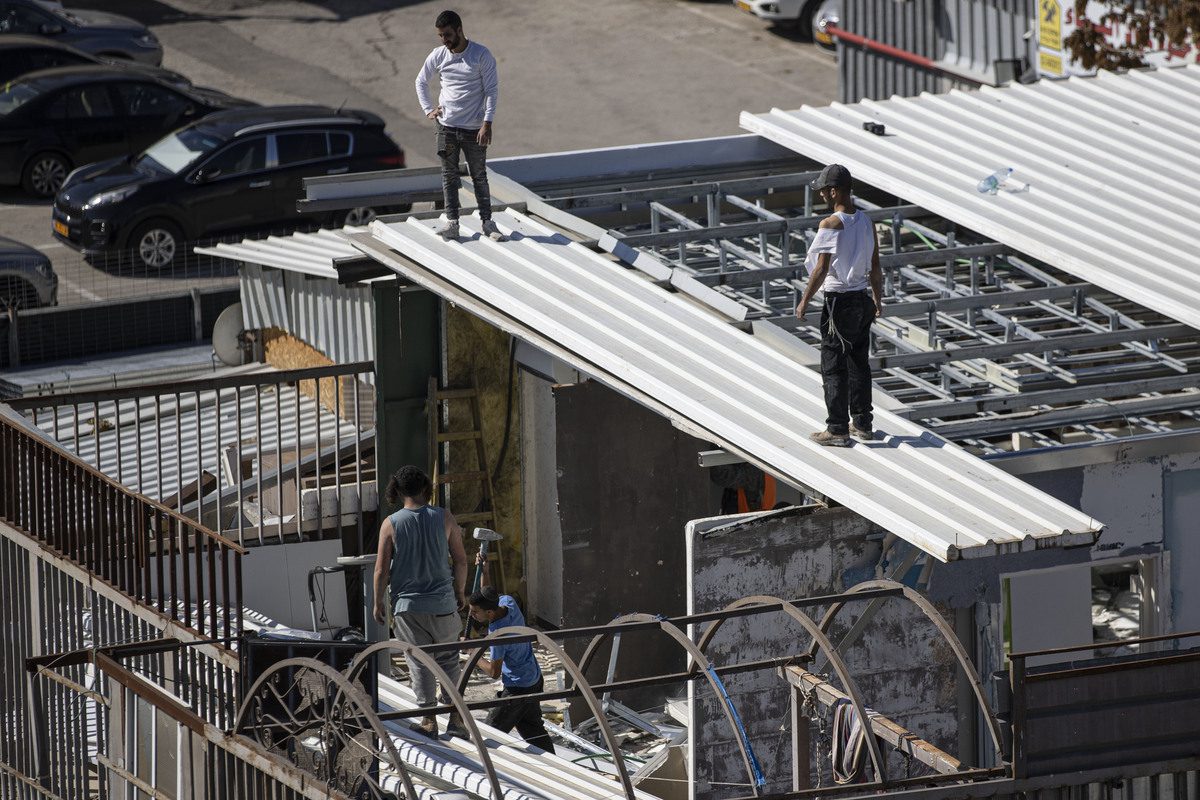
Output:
[1039, 0, 1063, 50]
[1039, 51, 1064, 75]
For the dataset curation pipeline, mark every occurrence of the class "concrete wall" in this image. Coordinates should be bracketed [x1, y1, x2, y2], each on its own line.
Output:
[687, 508, 960, 799]
[521, 378, 722, 702]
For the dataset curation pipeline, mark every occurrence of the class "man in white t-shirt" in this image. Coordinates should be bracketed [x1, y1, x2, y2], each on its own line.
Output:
[795, 164, 884, 447]
[415, 10, 505, 242]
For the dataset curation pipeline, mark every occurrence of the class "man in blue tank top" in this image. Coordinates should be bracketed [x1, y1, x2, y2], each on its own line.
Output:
[795, 164, 885, 448]
[373, 465, 468, 738]
[467, 562, 555, 753]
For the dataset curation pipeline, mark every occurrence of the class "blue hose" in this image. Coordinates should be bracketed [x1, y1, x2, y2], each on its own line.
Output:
[707, 666, 767, 788]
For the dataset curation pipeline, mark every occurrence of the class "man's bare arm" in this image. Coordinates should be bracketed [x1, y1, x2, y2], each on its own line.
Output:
[796, 215, 842, 319]
[445, 510, 468, 608]
[372, 518, 394, 625]
[869, 225, 884, 317]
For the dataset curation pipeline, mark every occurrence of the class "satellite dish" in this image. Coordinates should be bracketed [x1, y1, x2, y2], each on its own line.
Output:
[212, 303, 246, 366]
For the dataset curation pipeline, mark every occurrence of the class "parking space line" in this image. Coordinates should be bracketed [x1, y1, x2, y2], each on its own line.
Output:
[34, 242, 64, 250]
[59, 276, 102, 303]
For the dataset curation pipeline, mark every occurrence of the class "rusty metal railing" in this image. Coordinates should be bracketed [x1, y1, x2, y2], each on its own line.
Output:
[7, 361, 376, 550]
[0, 407, 245, 643]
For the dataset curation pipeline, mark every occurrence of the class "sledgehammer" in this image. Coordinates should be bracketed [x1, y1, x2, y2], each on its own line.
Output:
[470, 527, 503, 594]
[463, 527, 503, 637]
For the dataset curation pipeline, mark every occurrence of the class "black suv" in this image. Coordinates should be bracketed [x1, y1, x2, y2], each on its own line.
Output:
[0, 65, 251, 196]
[52, 106, 406, 271]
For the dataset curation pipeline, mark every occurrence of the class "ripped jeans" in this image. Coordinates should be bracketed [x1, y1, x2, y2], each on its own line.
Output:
[436, 122, 492, 222]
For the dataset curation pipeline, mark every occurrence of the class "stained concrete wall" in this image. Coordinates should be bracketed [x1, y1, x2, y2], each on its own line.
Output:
[521, 378, 722, 702]
[687, 507, 960, 799]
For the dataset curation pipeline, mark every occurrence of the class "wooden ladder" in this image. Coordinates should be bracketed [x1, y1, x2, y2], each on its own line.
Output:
[427, 378, 507, 591]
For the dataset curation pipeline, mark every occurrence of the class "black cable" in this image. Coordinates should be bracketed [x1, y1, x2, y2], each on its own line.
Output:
[491, 336, 517, 477]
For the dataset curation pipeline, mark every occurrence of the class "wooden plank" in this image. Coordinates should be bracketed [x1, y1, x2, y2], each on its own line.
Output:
[784, 665, 962, 775]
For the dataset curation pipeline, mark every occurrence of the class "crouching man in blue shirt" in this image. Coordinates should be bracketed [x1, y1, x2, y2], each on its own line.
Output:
[467, 560, 555, 753]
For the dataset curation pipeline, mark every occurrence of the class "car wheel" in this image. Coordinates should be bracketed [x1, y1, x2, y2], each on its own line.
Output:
[129, 220, 183, 272]
[0, 277, 40, 310]
[341, 206, 379, 227]
[21, 152, 71, 198]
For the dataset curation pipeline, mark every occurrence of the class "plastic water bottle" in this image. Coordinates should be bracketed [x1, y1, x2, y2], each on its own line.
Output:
[976, 167, 1013, 195]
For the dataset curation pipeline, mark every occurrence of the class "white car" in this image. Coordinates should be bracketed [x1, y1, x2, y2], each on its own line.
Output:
[735, 0, 839, 50]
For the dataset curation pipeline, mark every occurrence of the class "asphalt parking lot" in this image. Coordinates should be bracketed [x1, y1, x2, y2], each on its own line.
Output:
[1, 0, 836, 307]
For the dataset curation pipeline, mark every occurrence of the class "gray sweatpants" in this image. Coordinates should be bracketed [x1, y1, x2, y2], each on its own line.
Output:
[392, 610, 463, 709]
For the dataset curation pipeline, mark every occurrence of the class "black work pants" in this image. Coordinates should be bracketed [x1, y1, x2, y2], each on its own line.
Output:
[486, 676, 555, 753]
[819, 290, 874, 434]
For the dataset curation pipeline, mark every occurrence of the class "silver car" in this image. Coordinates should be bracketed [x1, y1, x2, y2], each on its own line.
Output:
[0, 236, 57, 308]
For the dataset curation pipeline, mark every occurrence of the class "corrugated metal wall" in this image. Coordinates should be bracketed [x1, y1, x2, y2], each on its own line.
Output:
[240, 264, 375, 380]
[839, 0, 1035, 103]
[839, 0, 942, 103]
[940, 0, 1035, 80]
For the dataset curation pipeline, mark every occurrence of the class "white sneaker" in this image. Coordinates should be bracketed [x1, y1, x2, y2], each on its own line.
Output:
[481, 219, 506, 242]
[436, 219, 460, 240]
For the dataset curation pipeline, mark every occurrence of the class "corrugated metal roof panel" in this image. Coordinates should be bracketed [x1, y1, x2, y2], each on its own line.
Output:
[207, 233, 376, 376]
[32, 373, 359, 503]
[740, 64, 1200, 330]
[195, 227, 365, 278]
[355, 210, 1101, 561]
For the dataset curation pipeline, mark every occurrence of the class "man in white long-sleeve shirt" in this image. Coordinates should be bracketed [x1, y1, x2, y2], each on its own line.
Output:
[415, 10, 504, 241]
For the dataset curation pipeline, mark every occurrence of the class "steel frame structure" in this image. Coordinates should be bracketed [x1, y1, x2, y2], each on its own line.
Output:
[528, 164, 1200, 456]
[226, 583, 1004, 800]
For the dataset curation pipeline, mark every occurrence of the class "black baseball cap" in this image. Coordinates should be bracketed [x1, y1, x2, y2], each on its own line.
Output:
[811, 164, 852, 190]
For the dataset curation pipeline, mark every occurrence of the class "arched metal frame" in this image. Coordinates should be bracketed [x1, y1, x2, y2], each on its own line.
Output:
[690, 595, 890, 786]
[574, 613, 764, 796]
[806, 579, 1005, 762]
[344, 639, 505, 800]
[234, 657, 418, 800]
[455, 625, 638, 800]
[233, 585, 1002, 798]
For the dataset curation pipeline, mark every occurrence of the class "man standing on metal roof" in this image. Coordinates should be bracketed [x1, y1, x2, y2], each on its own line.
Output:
[795, 164, 884, 447]
[416, 9, 506, 243]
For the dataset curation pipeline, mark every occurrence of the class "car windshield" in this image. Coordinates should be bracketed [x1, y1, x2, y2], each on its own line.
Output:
[0, 83, 42, 117]
[135, 128, 226, 175]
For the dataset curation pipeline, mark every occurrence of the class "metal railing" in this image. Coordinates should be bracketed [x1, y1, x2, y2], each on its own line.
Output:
[8, 361, 376, 550]
[0, 408, 245, 641]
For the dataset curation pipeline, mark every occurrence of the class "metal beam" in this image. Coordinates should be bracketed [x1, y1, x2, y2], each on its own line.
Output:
[934, 391, 1200, 440]
[872, 323, 1194, 370]
[782, 665, 963, 775]
[875, 284, 1089, 318]
[898, 373, 1200, 421]
[878, 243, 1008, 269]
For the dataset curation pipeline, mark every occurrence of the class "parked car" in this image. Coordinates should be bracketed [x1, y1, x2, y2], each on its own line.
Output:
[0, 0, 162, 64]
[0, 66, 253, 197]
[0, 35, 190, 87]
[52, 105, 407, 271]
[735, 0, 839, 49]
[0, 235, 57, 309]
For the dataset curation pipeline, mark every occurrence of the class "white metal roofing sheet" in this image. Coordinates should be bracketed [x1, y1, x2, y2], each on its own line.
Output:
[740, 65, 1200, 330]
[356, 210, 1101, 561]
[195, 227, 365, 278]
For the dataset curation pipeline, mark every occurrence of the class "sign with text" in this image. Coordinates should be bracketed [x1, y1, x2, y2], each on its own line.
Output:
[1035, 1, 1199, 78]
